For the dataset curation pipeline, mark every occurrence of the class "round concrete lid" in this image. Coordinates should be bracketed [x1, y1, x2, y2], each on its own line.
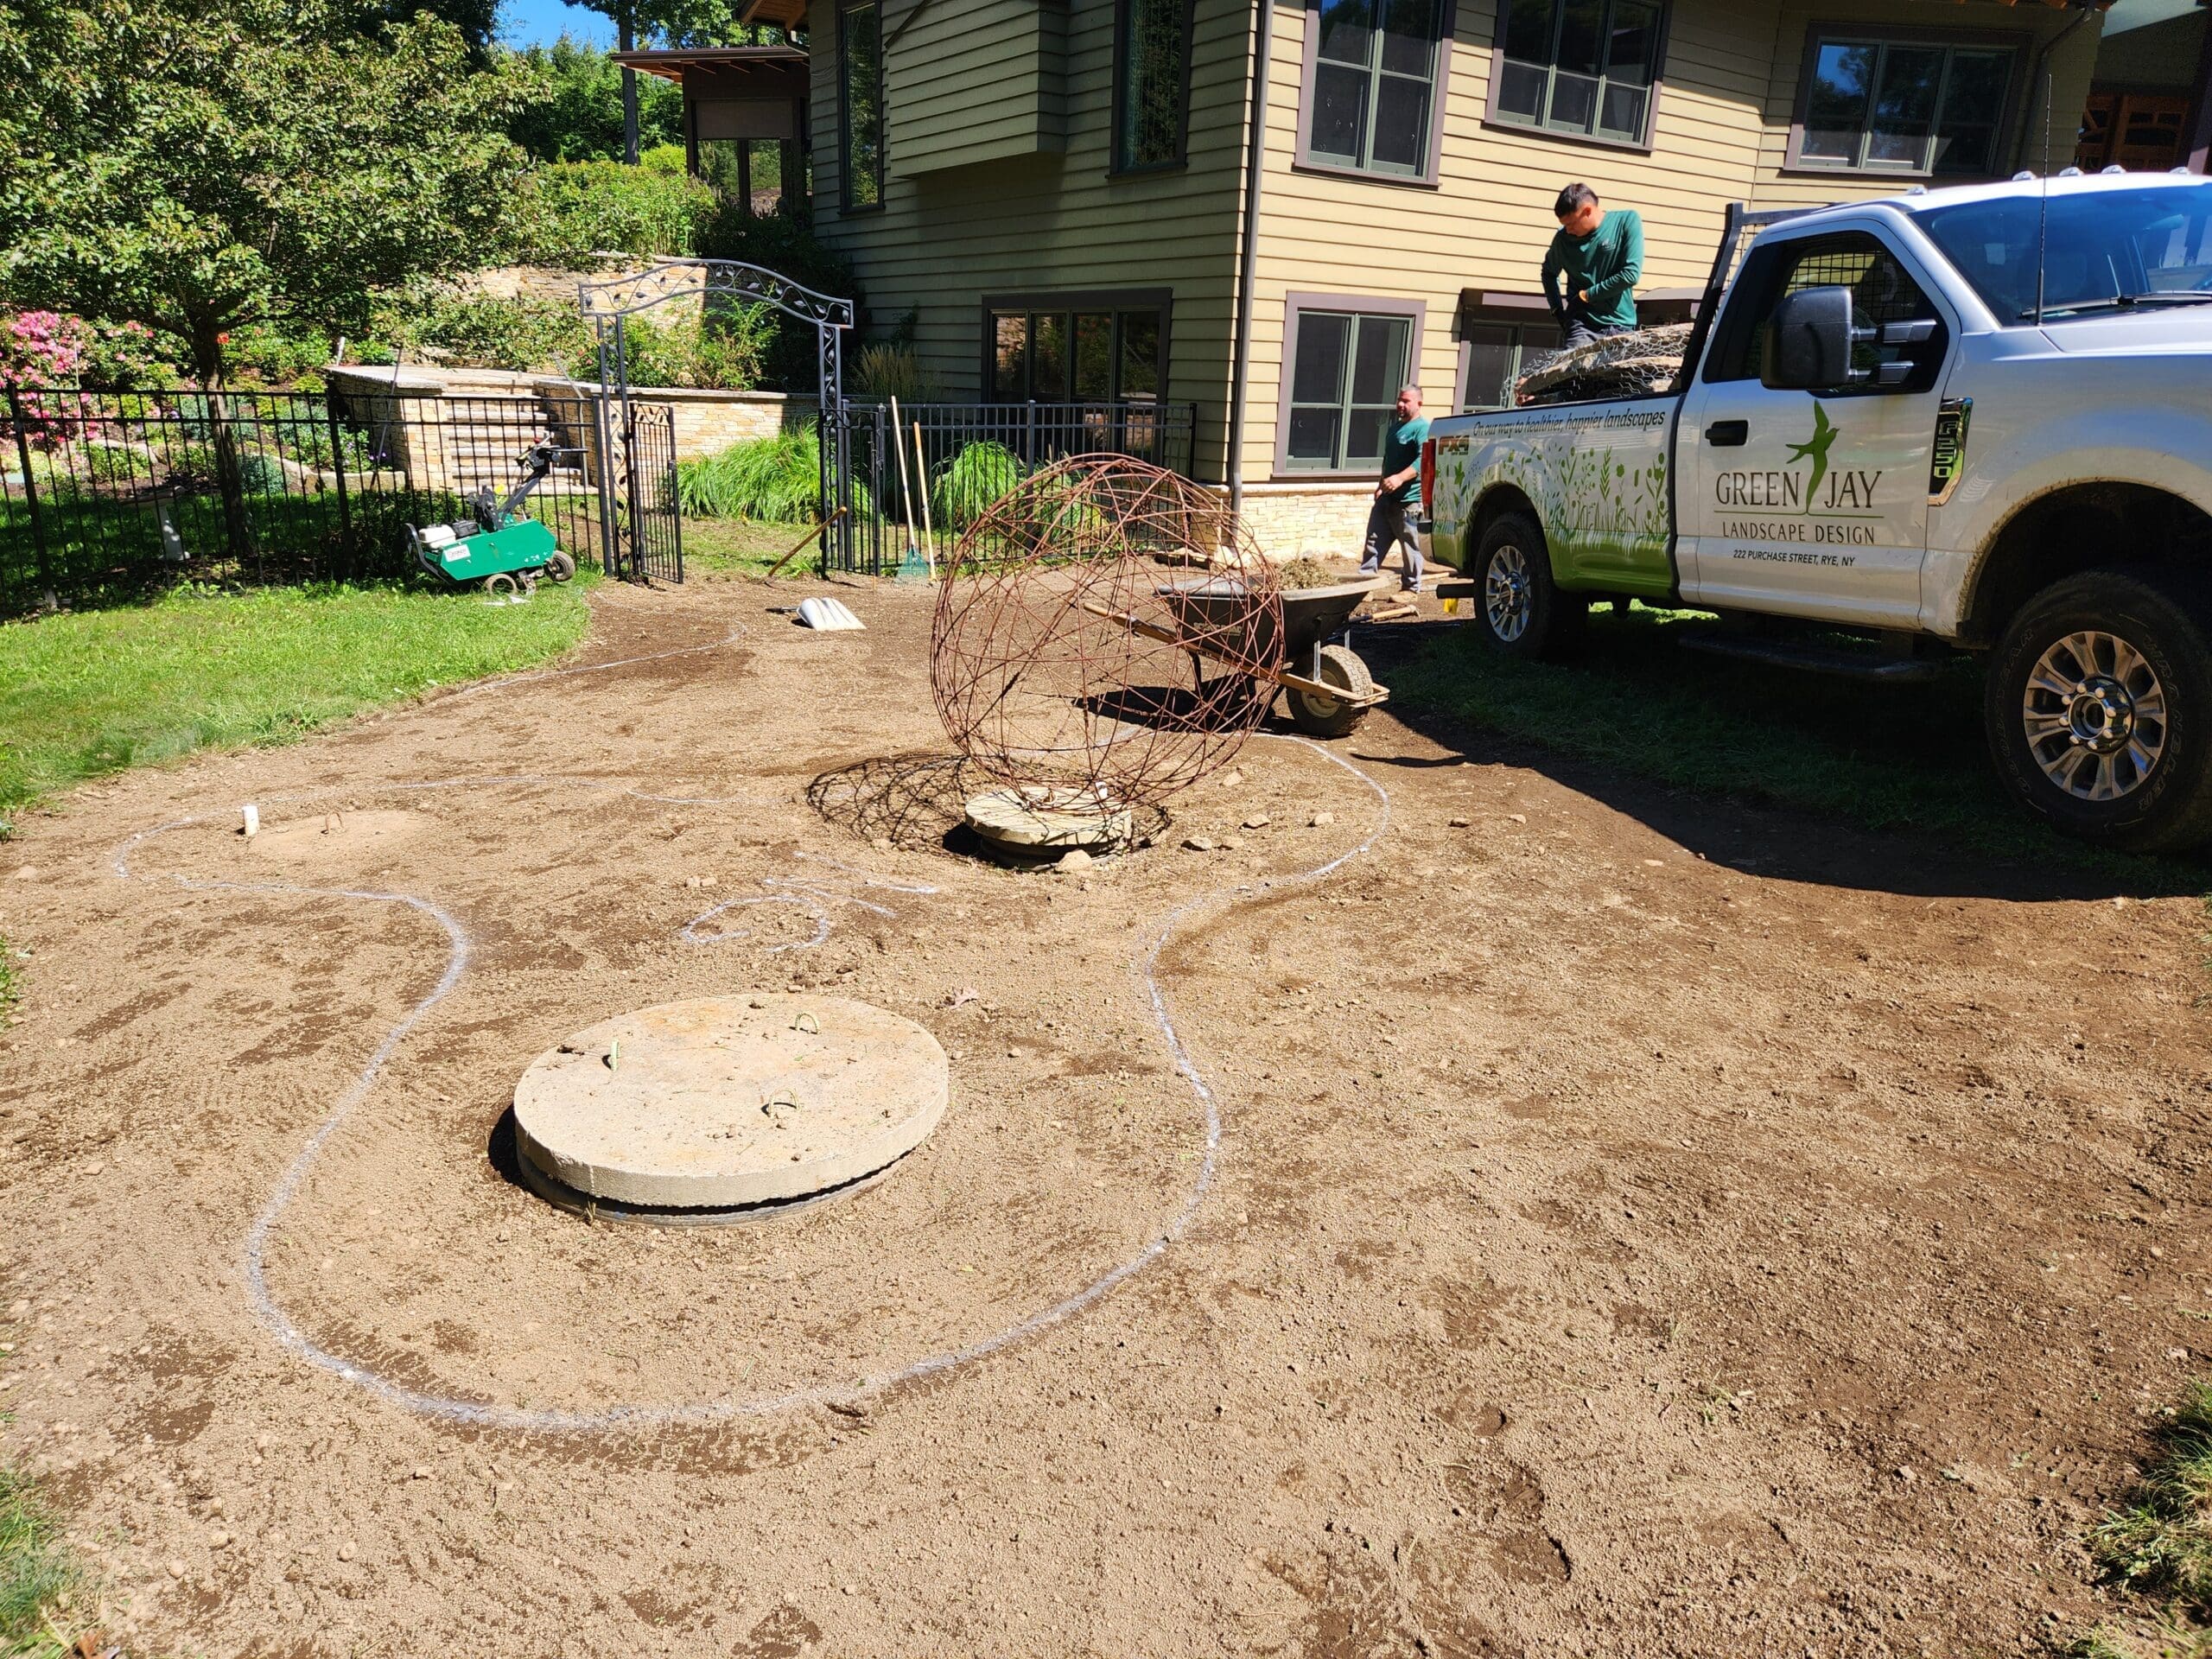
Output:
[514, 995, 949, 1211]
[964, 785, 1133, 850]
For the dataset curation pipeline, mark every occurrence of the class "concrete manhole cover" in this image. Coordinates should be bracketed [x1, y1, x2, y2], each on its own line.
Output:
[963, 785, 1132, 861]
[513, 995, 949, 1224]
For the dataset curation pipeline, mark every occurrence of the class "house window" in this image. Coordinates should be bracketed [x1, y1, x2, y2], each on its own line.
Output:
[1116, 0, 1193, 171]
[1492, 0, 1666, 147]
[987, 301, 1168, 404]
[1304, 0, 1449, 179]
[1280, 299, 1421, 473]
[1792, 33, 2016, 177]
[1457, 315, 1560, 411]
[839, 0, 885, 211]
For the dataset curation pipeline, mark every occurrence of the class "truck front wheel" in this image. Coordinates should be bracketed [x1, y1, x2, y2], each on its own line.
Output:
[1474, 512, 1583, 661]
[1985, 566, 2212, 852]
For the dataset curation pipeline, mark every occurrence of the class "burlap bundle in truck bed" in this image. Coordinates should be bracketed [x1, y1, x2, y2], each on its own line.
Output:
[1513, 322, 1694, 406]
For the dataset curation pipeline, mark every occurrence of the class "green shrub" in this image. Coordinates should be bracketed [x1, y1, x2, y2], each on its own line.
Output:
[508, 159, 714, 267]
[223, 319, 334, 387]
[695, 210, 860, 389]
[364, 290, 592, 374]
[78, 318, 181, 389]
[931, 440, 1022, 530]
[678, 425, 871, 524]
[575, 305, 773, 391]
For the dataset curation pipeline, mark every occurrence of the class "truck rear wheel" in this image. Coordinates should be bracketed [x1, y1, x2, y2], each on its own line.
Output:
[1985, 565, 2212, 852]
[1474, 512, 1583, 661]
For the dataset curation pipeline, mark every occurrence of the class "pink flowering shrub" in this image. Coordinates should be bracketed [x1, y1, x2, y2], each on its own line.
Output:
[0, 311, 98, 448]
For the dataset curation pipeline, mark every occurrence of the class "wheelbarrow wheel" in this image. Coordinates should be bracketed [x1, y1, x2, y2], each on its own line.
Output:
[543, 550, 576, 583]
[1287, 645, 1374, 739]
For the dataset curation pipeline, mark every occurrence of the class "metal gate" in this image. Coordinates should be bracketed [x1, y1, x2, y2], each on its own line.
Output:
[577, 259, 855, 585]
[613, 401, 682, 583]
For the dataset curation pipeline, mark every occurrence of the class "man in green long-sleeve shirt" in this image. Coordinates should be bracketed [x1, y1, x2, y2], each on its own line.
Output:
[1542, 182, 1643, 350]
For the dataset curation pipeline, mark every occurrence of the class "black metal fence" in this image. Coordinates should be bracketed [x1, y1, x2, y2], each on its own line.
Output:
[0, 385, 612, 616]
[3, 387, 1202, 610]
[833, 399, 1198, 575]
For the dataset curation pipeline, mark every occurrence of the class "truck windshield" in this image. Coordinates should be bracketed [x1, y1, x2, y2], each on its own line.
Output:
[1917, 181, 2212, 322]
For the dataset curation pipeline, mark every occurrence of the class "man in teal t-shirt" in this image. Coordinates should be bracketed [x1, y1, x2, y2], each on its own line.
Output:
[1359, 385, 1429, 594]
[1542, 182, 1643, 350]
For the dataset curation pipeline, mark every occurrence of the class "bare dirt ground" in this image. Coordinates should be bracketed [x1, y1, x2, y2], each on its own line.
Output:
[3, 573, 2209, 1658]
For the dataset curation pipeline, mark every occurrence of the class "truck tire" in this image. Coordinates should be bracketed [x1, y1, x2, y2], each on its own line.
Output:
[1984, 565, 2212, 852]
[1286, 644, 1375, 739]
[1474, 512, 1583, 661]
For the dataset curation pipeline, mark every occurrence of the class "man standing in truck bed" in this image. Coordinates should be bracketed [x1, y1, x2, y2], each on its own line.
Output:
[1543, 182, 1643, 351]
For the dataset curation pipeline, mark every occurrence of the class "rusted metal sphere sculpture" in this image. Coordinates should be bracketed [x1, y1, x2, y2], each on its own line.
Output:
[931, 454, 1285, 810]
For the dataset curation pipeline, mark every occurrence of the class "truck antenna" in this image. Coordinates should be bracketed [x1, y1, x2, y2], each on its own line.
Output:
[2033, 70, 2055, 327]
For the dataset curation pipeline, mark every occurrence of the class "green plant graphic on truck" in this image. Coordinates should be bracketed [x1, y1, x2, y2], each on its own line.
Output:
[1437, 405, 1673, 593]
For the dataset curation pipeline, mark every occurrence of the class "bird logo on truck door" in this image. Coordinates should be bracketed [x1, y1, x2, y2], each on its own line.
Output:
[1784, 403, 1840, 506]
[1713, 400, 1884, 537]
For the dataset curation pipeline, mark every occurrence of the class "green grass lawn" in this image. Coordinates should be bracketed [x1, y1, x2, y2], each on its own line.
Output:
[680, 517, 822, 580]
[1390, 604, 2206, 887]
[0, 1466, 81, 1657]
[0, 578, 594, 829]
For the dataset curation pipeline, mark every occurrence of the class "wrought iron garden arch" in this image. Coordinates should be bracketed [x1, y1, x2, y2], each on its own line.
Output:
[576, 259, 857, 580]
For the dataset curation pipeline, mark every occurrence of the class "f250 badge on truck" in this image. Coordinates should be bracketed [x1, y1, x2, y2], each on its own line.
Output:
[1929, 397, 1973, 506]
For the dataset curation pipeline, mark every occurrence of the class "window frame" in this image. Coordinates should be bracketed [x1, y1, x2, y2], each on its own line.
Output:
[1111, 0, 1198, 175]
[1294, 0, 1458, 188]
[837, 0, 887, 214]
[1482, 0, 1672, 155]
[1452, 297, 1560, 412]
[1784, 22, 2028, 181]
[1273, 291, 1428, 480]
[978, 289, 1174, 405]
[1700, 229, 1954, 395]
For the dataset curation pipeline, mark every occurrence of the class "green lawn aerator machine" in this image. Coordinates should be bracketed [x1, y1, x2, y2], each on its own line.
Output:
[409, 439, 577, 598]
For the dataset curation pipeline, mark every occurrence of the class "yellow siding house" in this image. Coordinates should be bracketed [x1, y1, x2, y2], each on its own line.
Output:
[718, 0, 2133, 555]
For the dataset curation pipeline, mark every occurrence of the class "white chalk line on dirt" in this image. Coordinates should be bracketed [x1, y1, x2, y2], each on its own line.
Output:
[108, 649, 1390, 1427]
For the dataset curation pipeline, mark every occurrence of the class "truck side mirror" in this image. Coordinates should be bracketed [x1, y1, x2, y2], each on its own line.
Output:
[1761, 286, 1854, 391]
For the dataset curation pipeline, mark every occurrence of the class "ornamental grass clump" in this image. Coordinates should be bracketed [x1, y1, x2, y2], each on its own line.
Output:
[677, 426, 869, 524]
[930, 441, 1023, 531]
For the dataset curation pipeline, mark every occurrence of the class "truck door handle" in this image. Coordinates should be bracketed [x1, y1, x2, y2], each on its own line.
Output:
[1705, 420, 1749, 448]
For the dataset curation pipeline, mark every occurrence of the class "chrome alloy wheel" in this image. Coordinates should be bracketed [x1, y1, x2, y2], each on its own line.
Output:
[1485, 543, 1533, 643]
[2021, 629, 2169, 803]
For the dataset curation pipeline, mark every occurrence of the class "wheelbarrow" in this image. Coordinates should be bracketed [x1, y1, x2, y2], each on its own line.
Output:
[1082, 575, 1391, 739]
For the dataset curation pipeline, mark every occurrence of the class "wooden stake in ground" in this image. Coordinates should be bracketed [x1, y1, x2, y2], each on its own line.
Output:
[912, 420, 937, 579]
[889, 395, 921, 572]
[764, 506, 848, 580]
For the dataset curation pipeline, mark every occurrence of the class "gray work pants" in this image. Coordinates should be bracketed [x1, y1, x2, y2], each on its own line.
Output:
[1359, 494, 1422, 590]
[1561, 314, 1633, 353]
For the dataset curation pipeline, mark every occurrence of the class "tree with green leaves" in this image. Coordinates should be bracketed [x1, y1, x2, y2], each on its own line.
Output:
[509, 35, 684, 162]
[0, 0, 535, 385]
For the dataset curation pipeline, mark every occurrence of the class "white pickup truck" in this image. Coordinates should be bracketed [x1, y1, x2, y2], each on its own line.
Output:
[1419, 172, 2212, 851]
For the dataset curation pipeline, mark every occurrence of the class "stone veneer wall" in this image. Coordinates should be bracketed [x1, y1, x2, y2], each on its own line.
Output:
[537, 382, 817, 465]
[323, 365, 817, 493]
[1225, 484, 1377, 564]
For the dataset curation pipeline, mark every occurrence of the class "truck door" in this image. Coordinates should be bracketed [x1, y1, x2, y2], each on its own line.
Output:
[1676, 230, 1955, 626]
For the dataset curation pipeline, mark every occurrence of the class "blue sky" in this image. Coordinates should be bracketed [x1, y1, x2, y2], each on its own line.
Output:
[498, 0, 614, 48]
